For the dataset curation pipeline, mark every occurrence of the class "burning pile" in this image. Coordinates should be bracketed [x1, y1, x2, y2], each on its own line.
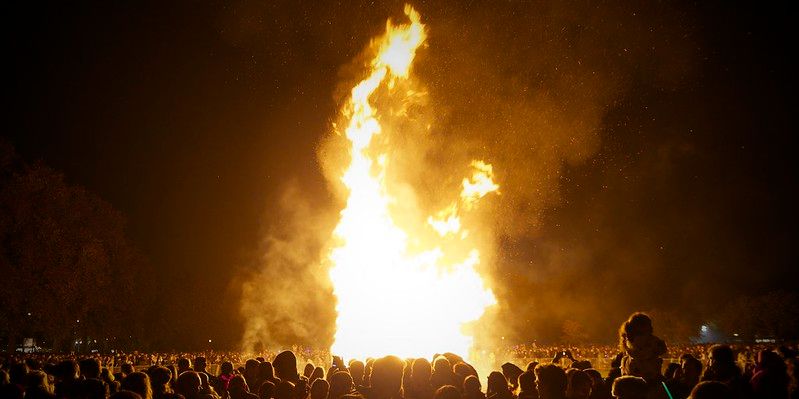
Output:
[327, 5, 498, 361]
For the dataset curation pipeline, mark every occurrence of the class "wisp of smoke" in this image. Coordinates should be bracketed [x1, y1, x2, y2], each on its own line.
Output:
[238, 1, 696, 351]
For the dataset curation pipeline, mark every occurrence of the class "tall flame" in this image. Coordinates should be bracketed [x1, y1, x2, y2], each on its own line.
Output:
[328, 5, 497, 361]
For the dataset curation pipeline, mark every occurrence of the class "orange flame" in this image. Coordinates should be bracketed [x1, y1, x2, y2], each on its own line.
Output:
[328, 5, 498, 361]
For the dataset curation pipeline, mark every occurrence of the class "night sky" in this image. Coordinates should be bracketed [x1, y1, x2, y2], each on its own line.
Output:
[6, 1, 797, 349]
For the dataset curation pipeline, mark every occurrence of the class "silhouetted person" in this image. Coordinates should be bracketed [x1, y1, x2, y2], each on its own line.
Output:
[566, 369, 591, 399]
[273, 352, 299, 384]
[487, 372, 514, 399]
[274, 381, 295, 399]
[349, 361, 365, 388]
[701, 345, 744, 394]
[82, 378, 109, 399]
[78, 359, 102, 380]
[518, 370, 539, 399]
[435, 386, 460, 399]
[535, 365, 567, 399]
[370, 356, 404, 399]
[102, 368, 121, 395]
[688, 381, 733, 399]
[311, 378, 330, 399]
[199, 372, 221, 398]
[122, 372, 153, 399]
[328, 372, 353, 399]
[618, 313, 666, 383]
[273, 351, 307, 399]
[193, 357, 217, 392]
[431, 358, 456, 392]
[667, 356, 702, 399]
[406, 359, 433, 399]
[464, 375, 485, 399]
[439, 355, 465, 371]
[259, 363, 278, 386]
[55, 360, 82, 399]
[502, 363, 524, 392]
[25, 370, 55, 399]
[304, 364, 316, 380]
[149, 367, 179, 399]
[664, 364, 680, 381]
[6, 362, 28, 399]
[0, 369, 20, 399]
[176, 371, 206, 399]
[258, 381, 275, 399]
[364, 359, 375, 387]
[750, 350, 789, 399]
[610, 377, 646, 399]
[605, 353, 624, 388]
[786, 356, 799, 399]
[219, 362, 236, 392]
[453, 363, 477, 389]
[1, 372, 23, 399]
[79, 358, 110, 399]
[114, 363, 134, 385]
[311, 368, 326, 386]
[246, 360, 263, 390]
[230, 375, 258, 399]
[178, 360, 192, 377]
[583, 369, 610, 399]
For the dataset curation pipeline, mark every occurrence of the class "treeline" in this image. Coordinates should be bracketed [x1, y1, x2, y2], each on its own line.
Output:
[0, 139, 155, 352]
[715, 290, 799, 340]
[555, 290, 799, 345]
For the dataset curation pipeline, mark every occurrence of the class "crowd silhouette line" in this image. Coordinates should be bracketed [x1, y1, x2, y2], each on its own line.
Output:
[2, 313, 797, 399]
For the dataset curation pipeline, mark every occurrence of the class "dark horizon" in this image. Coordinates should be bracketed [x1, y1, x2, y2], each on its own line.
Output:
[5, 1, 797, 350]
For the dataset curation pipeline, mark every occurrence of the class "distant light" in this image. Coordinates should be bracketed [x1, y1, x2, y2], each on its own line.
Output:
[76, 319, 80, 323]
[700, 325, 709, 333]
[733, 333, 739, 337]
[27, 312, 31, 316]
[208, 339, 212, 343]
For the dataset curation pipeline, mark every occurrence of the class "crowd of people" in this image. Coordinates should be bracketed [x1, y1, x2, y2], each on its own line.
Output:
[496, 343, 722, 364]
[1, 313, 797, 399]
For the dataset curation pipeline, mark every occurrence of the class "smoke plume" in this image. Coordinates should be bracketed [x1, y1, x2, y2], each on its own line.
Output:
[238, 1, 697, 350]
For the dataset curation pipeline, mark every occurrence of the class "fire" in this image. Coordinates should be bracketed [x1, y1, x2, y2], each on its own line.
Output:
[328, 5, 497, 361]
[462, 161, 501, 207]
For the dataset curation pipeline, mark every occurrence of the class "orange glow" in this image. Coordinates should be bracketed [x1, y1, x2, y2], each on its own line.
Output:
[328, 5, 498, 362]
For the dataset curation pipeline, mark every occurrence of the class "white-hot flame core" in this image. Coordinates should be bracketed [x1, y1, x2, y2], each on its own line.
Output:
[328, 5, 497, 362]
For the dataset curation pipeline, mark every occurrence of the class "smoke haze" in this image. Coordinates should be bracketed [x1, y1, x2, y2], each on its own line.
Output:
[11, 0, 791, 351]
[237, 1, 713, 349]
